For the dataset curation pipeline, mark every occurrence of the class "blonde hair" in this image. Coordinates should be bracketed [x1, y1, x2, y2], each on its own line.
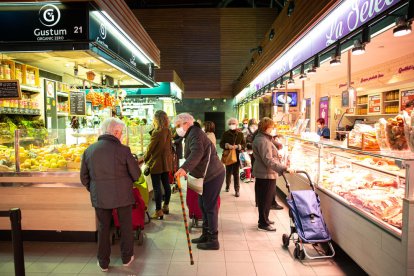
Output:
[153, 110, 169, 129]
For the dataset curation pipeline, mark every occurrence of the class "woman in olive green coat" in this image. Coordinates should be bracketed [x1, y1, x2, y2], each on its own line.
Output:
[144, 110, 173, 219]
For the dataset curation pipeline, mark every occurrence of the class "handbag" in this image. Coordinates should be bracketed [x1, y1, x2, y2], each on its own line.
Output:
[221, 148, 237, 166]
[187, 146, 211, 195]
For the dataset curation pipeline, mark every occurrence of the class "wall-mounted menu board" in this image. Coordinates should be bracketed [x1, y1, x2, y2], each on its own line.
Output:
[69, 91, 86, 116]
[368, 94, 381, 113]
[0, 80, 21, 99]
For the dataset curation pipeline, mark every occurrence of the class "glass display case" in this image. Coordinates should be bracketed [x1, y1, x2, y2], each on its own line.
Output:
[0, 127, 149, 173]
[284, 136, 414, 237]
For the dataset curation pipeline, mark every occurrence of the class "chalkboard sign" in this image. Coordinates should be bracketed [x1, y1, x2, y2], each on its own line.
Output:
[69, 91, 86, 115]
[0, 80, 21, 99]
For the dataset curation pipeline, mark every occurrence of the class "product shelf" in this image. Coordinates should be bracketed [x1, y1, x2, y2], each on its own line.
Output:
[0, 107, 41, 115]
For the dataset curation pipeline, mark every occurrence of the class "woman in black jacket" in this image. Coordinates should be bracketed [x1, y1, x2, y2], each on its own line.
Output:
[175, 113, 225, 250]
[220, 118, 246, 197]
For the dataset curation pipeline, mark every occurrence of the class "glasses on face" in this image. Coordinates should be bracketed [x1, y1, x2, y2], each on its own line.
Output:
[175, 121, 187, 128]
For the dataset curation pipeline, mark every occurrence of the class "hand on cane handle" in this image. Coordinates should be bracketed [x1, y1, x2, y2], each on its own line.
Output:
[175, 168, 187, 188]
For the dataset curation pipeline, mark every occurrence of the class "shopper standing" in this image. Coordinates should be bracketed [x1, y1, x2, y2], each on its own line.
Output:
[80, 118, 140, 272]
[174, 113, 225, 250]
[204, 121, 217, 148]
[252, 117, 294, 231]
[144, 110, 173, 219]
[243, 118, 258, 182]
[220, 118, 246, 197]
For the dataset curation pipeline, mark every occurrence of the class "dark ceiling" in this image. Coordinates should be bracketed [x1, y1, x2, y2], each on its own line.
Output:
[126, 0, 287, 10]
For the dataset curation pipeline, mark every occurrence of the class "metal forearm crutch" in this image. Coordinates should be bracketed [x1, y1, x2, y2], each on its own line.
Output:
[176, 176, 195, 265]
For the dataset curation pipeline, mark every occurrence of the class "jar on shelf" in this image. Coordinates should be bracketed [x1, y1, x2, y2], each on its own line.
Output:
[2, 64, 10, 80]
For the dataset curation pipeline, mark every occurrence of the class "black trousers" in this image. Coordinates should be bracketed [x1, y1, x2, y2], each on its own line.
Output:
[225, 162, 240, 192]
[95, 205, 134, 268]
[255, 178, 276, 227]
[255, 181, 279, 206]
[198, 170, 225, 233]
[151, 172, 171, 210]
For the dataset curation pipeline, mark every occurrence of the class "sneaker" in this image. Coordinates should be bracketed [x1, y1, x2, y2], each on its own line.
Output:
[267, 220, 275, 225]
[97, 261, 108, 272]
[270, 204, 284, 210]
[258, 225, 276, 232]
[123, 255, 135, 267]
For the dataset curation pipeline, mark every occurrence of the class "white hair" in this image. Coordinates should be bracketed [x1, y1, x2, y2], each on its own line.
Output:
[100, 118, 125, 136]
[227, 117, 238, 125]
[175, 113, 194, 125]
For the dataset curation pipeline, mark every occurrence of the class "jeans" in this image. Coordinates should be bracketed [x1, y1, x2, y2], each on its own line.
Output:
[225, 162, 240, 192]
[151, 172, 171, 210]
[255, 178, 276, 227]
[198, 170, 225, 233]
[95, 206, 134, 268]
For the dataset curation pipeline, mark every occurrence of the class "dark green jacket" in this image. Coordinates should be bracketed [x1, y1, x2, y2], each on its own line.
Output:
[80, 135, 141, 209]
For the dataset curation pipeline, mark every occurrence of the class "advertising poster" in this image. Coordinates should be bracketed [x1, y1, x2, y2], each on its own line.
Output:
[319, 96, 329, 126]
[401, 89, 414, 110]
[369, 94, 381, 113]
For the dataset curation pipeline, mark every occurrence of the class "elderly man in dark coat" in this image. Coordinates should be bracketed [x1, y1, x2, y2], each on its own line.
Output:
[81, 118, 140, 272]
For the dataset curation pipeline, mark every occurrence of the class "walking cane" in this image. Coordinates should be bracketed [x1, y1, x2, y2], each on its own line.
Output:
[176, 176, 195, 265]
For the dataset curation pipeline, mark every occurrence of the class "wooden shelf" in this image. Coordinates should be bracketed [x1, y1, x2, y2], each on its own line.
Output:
[57, 112, 69, 117]
[357, 103, 368, 105]
[383, 100, 399, 103]
[345, 113, 398, 117]
[20, 84, 41, 94]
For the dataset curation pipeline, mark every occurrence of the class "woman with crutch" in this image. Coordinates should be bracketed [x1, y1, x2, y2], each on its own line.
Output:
[174, 113, 225, 250]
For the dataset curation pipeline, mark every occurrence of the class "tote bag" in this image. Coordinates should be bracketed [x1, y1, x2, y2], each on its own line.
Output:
[187, 146, 211, 195]
[221, 148, 237, 166]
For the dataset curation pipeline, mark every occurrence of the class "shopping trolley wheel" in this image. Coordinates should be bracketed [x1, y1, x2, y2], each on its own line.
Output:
[111, 233, 116, 245]
[293, 243, 300, 259]
[137, 229, 144, 246]
[240, 171, 246, 181]
[299, 249, 306, 260]
[282, 234, 290, 248]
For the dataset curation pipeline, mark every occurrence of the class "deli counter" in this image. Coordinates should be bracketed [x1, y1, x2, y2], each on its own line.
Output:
[279, 136, 414, 276]
[0, 126, 151, 237]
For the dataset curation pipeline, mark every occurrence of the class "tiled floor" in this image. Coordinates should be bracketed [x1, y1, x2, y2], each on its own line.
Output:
[0, 179, 367, 275]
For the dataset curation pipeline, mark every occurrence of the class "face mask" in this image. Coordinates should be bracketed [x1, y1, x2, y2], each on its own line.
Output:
[270, 129, 277, 137]
[250, 125, 258, 132]
[229, 125, 237, 130]
[243, 124, 248, 128]
[176, 127, 186, 137]
[202, 127, 205, 132]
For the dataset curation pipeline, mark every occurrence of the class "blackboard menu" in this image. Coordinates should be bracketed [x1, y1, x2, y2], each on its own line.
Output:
[0, 80, 21, 99]
[69, 91, 86, 115]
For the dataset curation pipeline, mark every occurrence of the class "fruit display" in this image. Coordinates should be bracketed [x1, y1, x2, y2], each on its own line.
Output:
[18, 143, 89, 172]
[385, 115, 408, 150]
[0, 145, 15, 171]
[86, 91, 115, 108]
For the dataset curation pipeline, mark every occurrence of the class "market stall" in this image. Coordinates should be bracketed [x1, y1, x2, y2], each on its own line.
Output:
[0, 1, 160, 240]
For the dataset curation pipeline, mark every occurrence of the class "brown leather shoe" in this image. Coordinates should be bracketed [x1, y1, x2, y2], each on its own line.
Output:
[151, 209, 164, 220]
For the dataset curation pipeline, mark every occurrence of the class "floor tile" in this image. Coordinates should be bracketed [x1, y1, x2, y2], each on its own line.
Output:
[254, 262, 287, 276]
[222, 240, 249, 251]
[168, 261, 198, 275]
[171, 249, 199, 262]
[197, 262, 226, 276]
[226, 261, 256, 276]
[250, 250, 279, 263]
[247, 240, 274, 251]
[224, 250, 252, 262]
[197, 249, 225, 263]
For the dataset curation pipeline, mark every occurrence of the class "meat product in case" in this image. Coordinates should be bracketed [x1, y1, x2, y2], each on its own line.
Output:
[385, 115, 408, 150]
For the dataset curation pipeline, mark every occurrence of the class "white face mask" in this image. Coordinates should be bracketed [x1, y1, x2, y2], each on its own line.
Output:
[250, 125, 258, 132]
[176, 127, 186, 137]
[270, 129, 277, 137]
[243, 124, 248, 128]
[229, 124, 237, 130]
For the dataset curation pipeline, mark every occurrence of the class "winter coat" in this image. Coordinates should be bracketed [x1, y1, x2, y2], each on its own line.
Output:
[80, 134, 141, 209]
[252, 131, 287, 179]
[219, 129, 246, 163]
[144, 127, 173, 174]
[181, 126, 224, 182]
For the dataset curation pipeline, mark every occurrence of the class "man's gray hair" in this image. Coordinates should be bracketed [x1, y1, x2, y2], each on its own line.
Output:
[100, 117, 125, 136]
[227, 117, 238, 125]
[175, 113, 194, 125]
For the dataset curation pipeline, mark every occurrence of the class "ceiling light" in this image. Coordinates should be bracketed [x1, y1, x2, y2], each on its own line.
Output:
[393, 17, 412, 37]
[330, 43, 341, 66]
[299, 64, 307, 80]
[352, 40, 365, 55]
[287, 0, 295, 17]
[287, 71, 295, 88]
[307, 55, 319, 74]
[269, 29, 275, 40]
[279, 78, 285, 89]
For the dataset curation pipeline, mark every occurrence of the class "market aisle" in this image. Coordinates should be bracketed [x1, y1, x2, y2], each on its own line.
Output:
[0, 180, 367, 276]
